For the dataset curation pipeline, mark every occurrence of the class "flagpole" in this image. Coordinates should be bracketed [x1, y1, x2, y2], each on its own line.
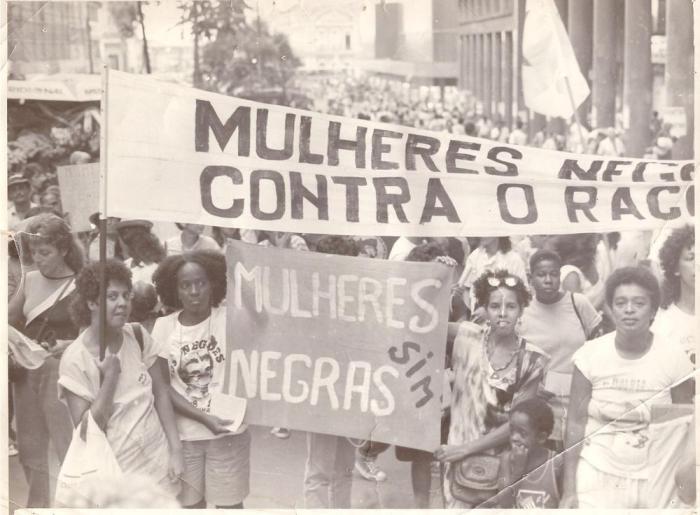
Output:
[564, 75, 587, 153]
[99, 65, 109, 361]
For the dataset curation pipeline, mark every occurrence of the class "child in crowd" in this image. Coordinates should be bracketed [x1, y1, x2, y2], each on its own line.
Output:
[492, 397, 562, 509]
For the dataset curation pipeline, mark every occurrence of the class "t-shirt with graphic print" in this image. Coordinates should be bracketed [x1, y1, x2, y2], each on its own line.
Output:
[152, 305, 235, 441]
[573, 331, 692, 479]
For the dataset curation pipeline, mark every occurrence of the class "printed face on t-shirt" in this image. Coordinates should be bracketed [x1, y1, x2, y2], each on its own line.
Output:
[178, 346, 214, 397]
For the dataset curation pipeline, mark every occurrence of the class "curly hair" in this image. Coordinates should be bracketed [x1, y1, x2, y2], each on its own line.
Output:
[604, 266, 661, 314]
[25, 213, 85, 273]
[315, 235, 359, 257]
[119, 226, 166, 265]
[153, 250, 227, 310]
[511, 397, 554, 437]
[658, 224, 694, 307]
[472, 269, 531, 309]
[70, 259, 133, 327]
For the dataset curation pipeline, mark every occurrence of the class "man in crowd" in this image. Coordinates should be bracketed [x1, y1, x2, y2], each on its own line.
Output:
[8, 173, 37, 231]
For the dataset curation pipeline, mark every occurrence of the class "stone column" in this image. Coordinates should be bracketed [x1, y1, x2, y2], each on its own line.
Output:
[665, 0, 694, 158]
[504, 30, 514, 128]
[493, 32, 502, 119]
[568, 0, 593, 125]
[592, 0, 617, 128]
[483, 31, 493, 117]
[475, 33, 483, 103]
[623, 0, 652, 157]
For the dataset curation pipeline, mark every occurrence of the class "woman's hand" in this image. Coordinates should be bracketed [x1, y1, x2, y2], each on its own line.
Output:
[471, 306, 487, 324]
[47, 339, 72, 357]
[204, 414, 234, 434]
[168, 446, 184, 483]
[434, 444, 468, 463]
[435, 256, 458, 268]
[98, 355, 121, 381]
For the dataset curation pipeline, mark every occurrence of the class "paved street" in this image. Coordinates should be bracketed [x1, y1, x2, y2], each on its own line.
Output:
[8, 425, 446, 511]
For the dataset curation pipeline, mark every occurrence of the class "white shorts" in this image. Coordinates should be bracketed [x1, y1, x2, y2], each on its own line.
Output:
[576, 458, 648, 509]
[179, 431, 251, 507]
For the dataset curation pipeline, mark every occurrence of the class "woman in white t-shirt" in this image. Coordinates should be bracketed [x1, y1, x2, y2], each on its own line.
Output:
[560, 267, 693, 509]
[653, 224, 695, 364]
[152, 250, 250, 509]
[58, 260, 184, 504]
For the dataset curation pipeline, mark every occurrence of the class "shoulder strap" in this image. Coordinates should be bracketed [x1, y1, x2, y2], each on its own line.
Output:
[570, 292, 587, 338]
[131, 323, 144, 354]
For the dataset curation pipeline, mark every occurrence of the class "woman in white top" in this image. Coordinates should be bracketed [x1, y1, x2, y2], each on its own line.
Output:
[561, 267, 693, 509]
[58, 260, 183, 503]
[152, 250, 250, 508]
[653, 224, 695, 364]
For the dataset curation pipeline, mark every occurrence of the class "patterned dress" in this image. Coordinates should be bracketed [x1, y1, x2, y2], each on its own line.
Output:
[445, 322, 549, 508]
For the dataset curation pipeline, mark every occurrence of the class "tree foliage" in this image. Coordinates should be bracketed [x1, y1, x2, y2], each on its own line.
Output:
[177, 0, 301, 96]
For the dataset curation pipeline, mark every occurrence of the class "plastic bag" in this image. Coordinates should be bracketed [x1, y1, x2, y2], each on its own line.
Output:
[54, 411, 123, 507]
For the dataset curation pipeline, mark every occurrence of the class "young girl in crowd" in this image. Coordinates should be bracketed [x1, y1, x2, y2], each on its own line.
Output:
[152, 250, 250, 509]
[520, 249, 601, 447]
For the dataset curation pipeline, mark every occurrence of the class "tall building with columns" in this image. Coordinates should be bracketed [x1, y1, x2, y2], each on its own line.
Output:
[456, 0, 693, 158]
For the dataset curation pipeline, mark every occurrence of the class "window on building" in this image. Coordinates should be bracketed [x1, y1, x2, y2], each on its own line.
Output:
[345, 34, 351, 50]
[108, 54, 120, 70]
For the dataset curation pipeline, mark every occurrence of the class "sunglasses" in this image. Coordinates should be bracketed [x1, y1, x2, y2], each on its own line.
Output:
[486, 276, 519, 288]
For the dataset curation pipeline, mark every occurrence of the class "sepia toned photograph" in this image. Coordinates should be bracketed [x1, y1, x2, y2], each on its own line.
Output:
[4, 0, 696, 511]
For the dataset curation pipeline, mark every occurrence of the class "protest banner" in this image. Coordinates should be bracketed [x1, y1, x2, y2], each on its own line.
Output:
[223, 240, 452, 451]
[104, 70, 694, 236]
[57, 163, 100, 233]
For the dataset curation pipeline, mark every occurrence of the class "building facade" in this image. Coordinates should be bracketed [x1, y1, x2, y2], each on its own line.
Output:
[456, 0, 693, 158]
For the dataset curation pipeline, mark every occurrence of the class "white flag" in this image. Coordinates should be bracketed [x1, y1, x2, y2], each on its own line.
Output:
[522, 0, 590, 118]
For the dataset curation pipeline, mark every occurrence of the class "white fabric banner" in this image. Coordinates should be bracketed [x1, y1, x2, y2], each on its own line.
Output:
[104, 70, 694, 236]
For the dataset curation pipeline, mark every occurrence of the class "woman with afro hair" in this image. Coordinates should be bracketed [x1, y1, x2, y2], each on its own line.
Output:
[152, 250, 250, 508]
[652, 224, 695, 364]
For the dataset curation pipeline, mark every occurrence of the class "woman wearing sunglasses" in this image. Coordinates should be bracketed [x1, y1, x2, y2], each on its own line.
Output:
[436, 269, 549, 508]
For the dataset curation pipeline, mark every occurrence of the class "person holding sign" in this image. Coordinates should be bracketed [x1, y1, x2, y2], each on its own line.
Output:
[8, 213, 84, 508]
[436, 270, 548, 509]
[152, 250, 250, 509]
[58, 260, 184, 500]
[560, 267, 693, 508]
